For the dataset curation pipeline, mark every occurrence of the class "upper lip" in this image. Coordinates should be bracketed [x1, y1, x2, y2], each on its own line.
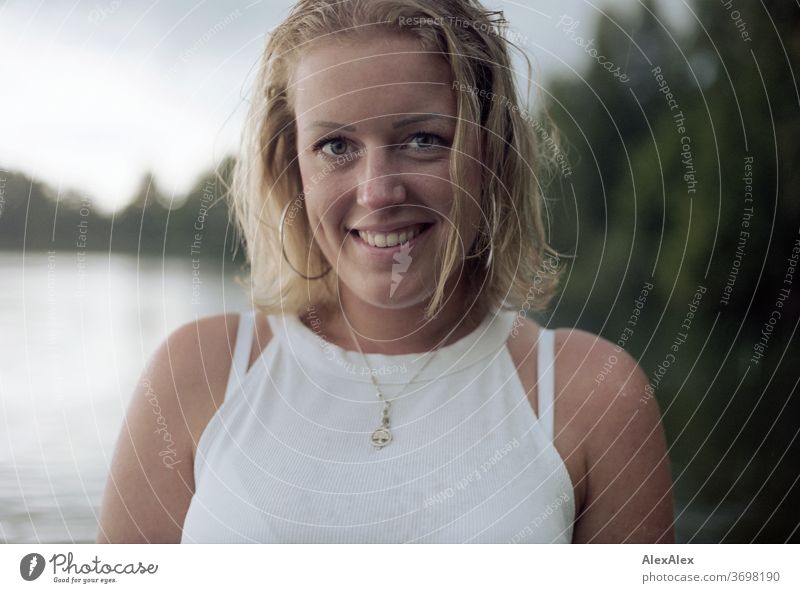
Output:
[348, 221, 434, 233]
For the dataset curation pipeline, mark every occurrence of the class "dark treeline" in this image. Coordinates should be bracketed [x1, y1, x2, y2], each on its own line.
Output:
[0, 0, 797, 542]
[0, 157, 243, 263]
[543, 0, 799, 542]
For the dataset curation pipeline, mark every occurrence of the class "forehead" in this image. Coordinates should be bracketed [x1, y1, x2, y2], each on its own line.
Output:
[291, 31, 456, 124]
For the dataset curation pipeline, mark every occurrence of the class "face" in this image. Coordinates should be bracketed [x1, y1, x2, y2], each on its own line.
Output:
[292, 31, 484, 310]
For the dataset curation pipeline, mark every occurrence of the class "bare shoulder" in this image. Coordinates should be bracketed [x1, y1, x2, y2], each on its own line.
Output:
[159, 313, 241, 400]
[95, 312, 272, 543]
[507, 320, 651, 432]
[553, 327, 675, 543]
[142, 311, 274, 453]
[552, 328, 664, 456]
[507, 319, 674, 543]
[553, 327, 651, 409]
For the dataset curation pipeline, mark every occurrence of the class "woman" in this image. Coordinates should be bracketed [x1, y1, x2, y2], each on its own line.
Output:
[97, 0, 674, 543]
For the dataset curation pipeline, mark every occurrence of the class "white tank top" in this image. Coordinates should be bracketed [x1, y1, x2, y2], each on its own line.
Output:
[181, 308, 575, 543]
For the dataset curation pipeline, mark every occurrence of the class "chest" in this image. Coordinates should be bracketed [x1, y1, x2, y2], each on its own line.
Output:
[184, 353, 575, 543]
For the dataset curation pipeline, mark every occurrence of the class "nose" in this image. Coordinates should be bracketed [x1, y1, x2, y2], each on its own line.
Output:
[356, 145, 407, 210]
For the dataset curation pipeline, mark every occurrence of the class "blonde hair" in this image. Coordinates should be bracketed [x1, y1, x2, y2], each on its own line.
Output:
[230, 0, 562, 319]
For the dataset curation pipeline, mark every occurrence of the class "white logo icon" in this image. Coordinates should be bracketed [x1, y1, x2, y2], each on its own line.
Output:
[390, 242, 414, 298]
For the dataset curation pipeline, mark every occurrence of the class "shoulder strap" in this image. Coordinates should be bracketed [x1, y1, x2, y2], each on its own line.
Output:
[224, 311, 256, 399]
[537, 328, 556, 442]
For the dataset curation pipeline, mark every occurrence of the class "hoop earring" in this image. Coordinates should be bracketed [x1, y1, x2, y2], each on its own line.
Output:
[464, 233, 495, 273]
[465, 195, 496, 270]
[278, 200, 332, 281]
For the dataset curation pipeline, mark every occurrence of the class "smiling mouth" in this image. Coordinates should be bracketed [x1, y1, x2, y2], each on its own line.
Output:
[350, 223, 434, 248]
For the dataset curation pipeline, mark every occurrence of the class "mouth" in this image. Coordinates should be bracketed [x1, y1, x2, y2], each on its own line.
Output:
[348, 222, 435, 252]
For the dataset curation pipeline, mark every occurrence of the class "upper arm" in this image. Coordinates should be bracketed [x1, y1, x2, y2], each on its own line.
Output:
[95, 314, 238, 543]
[565, 331, 675, 543]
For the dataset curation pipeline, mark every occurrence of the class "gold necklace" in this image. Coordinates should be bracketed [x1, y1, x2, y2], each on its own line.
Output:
[343, 320, 455, 449]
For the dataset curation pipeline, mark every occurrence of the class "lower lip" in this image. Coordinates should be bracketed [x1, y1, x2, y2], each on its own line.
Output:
[348, 223, 435, 259]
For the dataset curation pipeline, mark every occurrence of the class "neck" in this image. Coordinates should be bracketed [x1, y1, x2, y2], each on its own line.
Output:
[311, 277, 487, 355]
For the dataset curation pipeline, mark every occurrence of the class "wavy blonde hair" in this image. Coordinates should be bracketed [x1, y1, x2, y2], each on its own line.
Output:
[230, 0, 562, 319]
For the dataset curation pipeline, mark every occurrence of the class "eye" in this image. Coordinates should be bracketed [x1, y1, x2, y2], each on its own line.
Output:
[312, 136, 351, 158]
[406, 131, 447, 151]
[310, 131, 448, 160]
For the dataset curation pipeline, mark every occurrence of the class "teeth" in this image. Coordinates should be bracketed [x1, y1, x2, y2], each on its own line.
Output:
[357, 225, 424, 248]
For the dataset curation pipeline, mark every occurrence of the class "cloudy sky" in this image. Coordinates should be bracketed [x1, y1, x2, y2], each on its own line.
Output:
[0, 0, 690, 212]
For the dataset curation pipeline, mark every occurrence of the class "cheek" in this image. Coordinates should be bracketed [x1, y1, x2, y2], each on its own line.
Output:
[417, 176, 453, 214]
[304, 193, 338, 238]
[303, 193, 354, 260]
[298, 161, 339, 228]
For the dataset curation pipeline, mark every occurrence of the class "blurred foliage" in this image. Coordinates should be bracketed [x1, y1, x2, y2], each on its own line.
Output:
[0, 157, 243, 264]
[0, 0, 797, 543]
[541, 0, 799, 542]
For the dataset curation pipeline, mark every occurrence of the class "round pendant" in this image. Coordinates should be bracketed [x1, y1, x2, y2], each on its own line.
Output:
[370, 427, 392, 448]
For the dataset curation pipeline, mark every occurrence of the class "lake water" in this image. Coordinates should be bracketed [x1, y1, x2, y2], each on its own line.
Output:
[0, 251, 247, 543]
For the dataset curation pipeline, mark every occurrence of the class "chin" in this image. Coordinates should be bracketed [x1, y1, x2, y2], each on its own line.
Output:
[341, 272, 436, 311]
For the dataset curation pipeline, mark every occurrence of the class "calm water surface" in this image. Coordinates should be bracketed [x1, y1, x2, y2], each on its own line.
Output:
[0, 251, 246, 543]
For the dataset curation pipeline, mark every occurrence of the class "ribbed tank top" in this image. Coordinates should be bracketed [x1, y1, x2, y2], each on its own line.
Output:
[181, 308, 575, 543]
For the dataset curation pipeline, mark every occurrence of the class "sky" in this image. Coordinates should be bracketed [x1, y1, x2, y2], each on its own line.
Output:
[0, 0, 691, 212]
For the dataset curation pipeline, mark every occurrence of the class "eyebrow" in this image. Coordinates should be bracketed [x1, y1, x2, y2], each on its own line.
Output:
[304, 113, 449, 132]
